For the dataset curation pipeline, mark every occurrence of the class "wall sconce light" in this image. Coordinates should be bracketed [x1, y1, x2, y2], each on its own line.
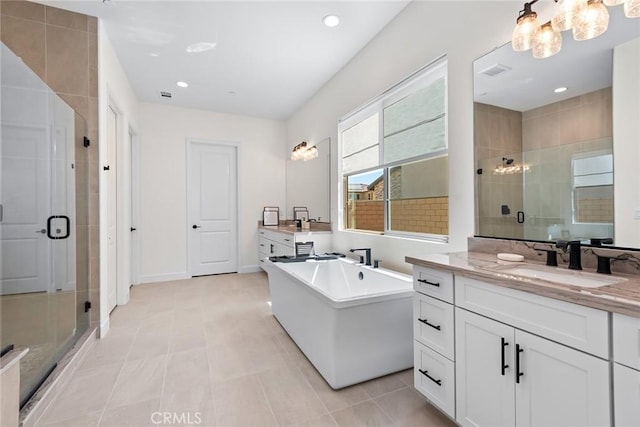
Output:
[512, 0, 638, 59]
[291, 141, 319, 161]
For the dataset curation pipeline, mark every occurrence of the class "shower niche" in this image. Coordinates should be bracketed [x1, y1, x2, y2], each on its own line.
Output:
[0, 42, 90, 408]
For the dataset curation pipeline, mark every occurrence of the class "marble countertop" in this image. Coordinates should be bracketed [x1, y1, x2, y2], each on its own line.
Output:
[406, 252, 640, 318]
[259, 225, 332, 235]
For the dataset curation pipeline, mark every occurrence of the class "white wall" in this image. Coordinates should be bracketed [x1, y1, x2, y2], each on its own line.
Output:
[137, 103, 286, 281]
[286, 1, 521, 273]
[98, 25, 140, 335]
[613, 37, 640, 247]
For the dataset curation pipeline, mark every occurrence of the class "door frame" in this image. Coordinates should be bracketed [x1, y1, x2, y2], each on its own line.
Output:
[129, 126, 140, 285]
[185, 138, 241, 277]
[106, 99, 120, 312]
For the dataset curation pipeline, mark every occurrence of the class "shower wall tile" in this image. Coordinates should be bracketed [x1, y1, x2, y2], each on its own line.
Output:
[45, 6, 87, 31]
[0, 15, 46, 80]
[59, 93, 88, 121]
[87, 16, 97, 33]
[45, 25, 88, 97]
[1, 0, 45, 22]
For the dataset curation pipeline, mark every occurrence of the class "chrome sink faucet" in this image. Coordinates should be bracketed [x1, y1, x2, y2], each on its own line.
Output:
[349, 248, 372, 266]
[556, 240, 582, 270]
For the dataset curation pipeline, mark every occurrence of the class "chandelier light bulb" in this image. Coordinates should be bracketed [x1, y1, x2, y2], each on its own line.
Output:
[533, 22, 563, 59]
[573, 0, 610, 41]
[624, 0, 640, 17]
[552, 0, 588, 31]
[512, 4, 541, 51]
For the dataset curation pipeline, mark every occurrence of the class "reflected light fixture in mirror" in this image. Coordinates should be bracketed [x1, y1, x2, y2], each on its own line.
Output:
[512, 0, 638, 59]
[291, 141, 319, 161]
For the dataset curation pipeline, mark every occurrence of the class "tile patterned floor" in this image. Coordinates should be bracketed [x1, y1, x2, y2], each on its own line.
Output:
[37, 272, 455, 427]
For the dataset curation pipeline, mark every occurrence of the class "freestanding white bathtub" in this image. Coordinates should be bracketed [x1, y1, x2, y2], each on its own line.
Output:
[263, 257, 413, 389]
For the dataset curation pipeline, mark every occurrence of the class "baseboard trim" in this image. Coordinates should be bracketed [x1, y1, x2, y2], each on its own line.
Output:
[137, 272, 190, 284]
[240, 265, 262, 274]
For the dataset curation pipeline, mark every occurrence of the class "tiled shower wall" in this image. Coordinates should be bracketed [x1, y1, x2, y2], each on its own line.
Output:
[0, 0, 101, 326]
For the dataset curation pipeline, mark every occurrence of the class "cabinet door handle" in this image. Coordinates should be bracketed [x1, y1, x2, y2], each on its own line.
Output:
[270, 244, 274, 254]
[501, 338, 509, 376]
[284, 238, 291, 242]
[418, 369, 442, 386]
[515, 344, 524, 384]
[417, 278, 440, 287]
[418, 318, 441, 331]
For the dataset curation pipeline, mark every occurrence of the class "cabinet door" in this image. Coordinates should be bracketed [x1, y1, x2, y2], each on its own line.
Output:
[614, 363, 640, 427]
[515, 330, 610, 427]
[455, 308, 515, 427]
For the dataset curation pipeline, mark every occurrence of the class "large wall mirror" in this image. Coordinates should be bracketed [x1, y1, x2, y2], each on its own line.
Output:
[474, 7, 640, 248]
[286, 138, 331, 222]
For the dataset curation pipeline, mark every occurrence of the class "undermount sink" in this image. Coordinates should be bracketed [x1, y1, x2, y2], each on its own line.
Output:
[494, 264, 627, 288]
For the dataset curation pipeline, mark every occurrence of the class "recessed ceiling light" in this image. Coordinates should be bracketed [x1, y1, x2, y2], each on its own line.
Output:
[554, 87, 568, 93]
[322, 15, 340, 27]
[186, 42, 217, 53]
[177, 81, 189, 88]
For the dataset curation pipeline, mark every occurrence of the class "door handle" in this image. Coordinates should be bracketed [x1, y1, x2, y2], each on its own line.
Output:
[36, 229, 46, 234]
[130, 227, 137, 232]
[501, 338, 509, 376]
[47, 216, 70, 239]
[192, 224, 201, 229]
[516, 344, 524, 383]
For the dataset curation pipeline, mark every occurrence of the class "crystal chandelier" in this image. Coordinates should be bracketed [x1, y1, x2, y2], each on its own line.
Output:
[290, 141, 319, 161]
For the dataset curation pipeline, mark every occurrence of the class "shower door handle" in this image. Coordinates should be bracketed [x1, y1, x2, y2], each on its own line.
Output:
[517, 211, 525, 224]
[47, 216, 70, 239]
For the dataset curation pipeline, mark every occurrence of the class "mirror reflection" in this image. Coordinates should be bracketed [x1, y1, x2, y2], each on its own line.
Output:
[473, 7, 640, 247]
[286, 137, 331, 222]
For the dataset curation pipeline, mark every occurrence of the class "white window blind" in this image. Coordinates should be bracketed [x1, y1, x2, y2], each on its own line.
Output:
[383, 77, 446, 164]
[342, 113, 379, 174]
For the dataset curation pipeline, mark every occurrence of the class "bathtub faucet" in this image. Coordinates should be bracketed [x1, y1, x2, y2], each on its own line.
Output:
[349, 248, 372, 266]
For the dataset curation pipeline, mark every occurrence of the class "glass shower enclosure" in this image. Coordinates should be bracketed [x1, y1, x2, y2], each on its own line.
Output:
[1, 42, 90, 408]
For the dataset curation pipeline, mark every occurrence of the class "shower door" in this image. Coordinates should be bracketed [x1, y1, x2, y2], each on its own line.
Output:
[0, 42, 90, 407]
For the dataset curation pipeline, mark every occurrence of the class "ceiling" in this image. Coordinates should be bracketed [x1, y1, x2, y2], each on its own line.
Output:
[474, 6, 640, 112]
[39, 1, 409, 120]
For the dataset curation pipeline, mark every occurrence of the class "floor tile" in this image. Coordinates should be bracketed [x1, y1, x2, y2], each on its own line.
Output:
[299, 363, 370, 413]
[40, 410, 101, 427]
[107, 354, 166, 409]
[375, 386, 455, 426]
[164, 348, 211, 391]
[99, 398, 160, 427]
[331, 401, 394, 427]
[212, 375, 278, 427]
[258, 366, 327, 426]
[360, 371, 407, 398]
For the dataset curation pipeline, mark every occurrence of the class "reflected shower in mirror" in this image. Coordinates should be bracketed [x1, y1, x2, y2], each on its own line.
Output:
[473, 6, 640, 247]
[286, 137, 331, 222]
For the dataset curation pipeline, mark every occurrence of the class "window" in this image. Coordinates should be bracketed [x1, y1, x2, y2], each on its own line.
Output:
[339, 57, 448, 241]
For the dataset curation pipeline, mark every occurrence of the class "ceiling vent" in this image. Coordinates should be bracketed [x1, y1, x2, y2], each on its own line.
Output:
[479, 64, 511, 77]
[159, 91, 172, 98]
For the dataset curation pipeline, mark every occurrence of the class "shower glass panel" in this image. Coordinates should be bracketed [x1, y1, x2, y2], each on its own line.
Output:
[0, 42, 90, 407]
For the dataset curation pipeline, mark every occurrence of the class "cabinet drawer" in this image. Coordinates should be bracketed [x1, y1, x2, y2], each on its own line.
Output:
[413, 266, 454, 304]
[613, 313, 640, 370]
[413, 293, 455, 360]
[455, 275, 609, 359]
[259, 229, 294, 247]
[614, 363, 640, 427]
[414, 341, 455, 419]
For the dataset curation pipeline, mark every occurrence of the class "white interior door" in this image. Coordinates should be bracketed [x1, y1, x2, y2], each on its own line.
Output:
[188, 141, 238, 276]
[0, 124, 51, 294]
[130, 129, 139, 285]
[107, 106, 118, 312]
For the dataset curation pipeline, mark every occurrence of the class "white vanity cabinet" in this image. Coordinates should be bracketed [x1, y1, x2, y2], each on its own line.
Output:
[613, 313, 640, 426]
[258, 228, 331, 268]
[455, 275, 610, 427]
[412, 266, 456, 418]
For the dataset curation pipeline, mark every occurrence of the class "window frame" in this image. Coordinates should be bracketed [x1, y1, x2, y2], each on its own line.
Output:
[338, 56, 449, 242]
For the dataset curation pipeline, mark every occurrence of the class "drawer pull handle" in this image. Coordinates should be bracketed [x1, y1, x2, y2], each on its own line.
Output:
[260, 244, 265, 247]
[516, 344, 524, 384]
[418, 369, 442, 386]
[501, 338, 509, 376]
[417, 278, 440, 287]
[270, 244, 275, 254]
[284, 238, 291, 242]
[418, 318, 441, 331]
